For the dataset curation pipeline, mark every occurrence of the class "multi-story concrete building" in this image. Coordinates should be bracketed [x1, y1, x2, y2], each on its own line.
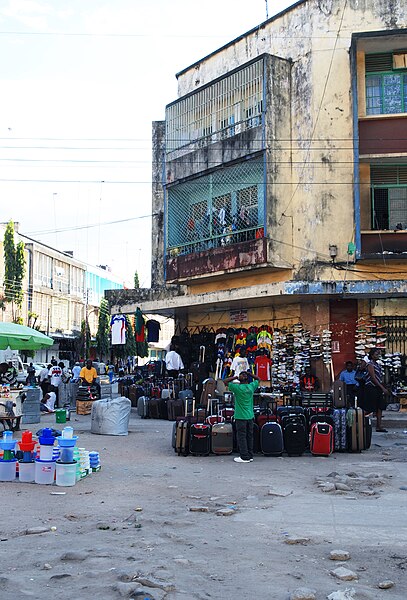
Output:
[0, 223, 124, 362]
[107, 0, 407, 385]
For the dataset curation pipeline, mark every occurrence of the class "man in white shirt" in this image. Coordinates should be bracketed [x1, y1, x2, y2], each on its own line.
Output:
[48, 363, 62, 406]
[165, 346, 184, 378]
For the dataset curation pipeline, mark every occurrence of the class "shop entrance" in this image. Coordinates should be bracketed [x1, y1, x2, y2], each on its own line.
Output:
[329, 299, 358, 378]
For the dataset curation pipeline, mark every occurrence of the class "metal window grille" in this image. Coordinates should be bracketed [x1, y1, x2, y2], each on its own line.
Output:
[166, 58, 264, 153]
[376, 316, 407, 355]
[166, 158, 265, 256]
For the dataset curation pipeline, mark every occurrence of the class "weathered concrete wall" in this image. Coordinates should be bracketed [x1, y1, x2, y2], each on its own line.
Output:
[151, 121, 166, 288]
[173, 0, 407, 274]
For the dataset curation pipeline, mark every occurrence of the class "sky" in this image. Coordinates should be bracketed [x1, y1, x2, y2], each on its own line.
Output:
[0, 0, 293, 288]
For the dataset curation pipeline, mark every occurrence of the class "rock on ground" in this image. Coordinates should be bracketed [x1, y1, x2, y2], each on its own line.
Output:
[289, 587, 317, 600]
[330, 567, 358, 581]
[329, 550, 351, 561]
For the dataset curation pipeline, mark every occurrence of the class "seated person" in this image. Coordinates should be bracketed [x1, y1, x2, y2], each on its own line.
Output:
[339, 361, 357, 404]
[80, 359, 101, 397]
[300, 366, 320, 392]
[41, 391, 56, 413]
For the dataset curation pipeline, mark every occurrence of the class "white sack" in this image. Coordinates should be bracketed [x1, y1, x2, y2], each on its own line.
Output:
[91, 396, 131, 436]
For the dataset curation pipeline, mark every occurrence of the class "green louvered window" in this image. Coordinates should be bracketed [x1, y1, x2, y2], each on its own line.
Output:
[366, 52, 407, 116]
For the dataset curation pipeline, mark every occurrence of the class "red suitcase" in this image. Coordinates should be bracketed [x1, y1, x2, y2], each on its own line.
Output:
[310, 422, 333, 456]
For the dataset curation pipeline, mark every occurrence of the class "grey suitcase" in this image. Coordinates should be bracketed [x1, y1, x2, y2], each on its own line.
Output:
[137, 396, 150, 419]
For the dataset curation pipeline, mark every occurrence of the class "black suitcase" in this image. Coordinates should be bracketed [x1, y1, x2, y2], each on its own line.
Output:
[282, 416, 307, 456]
[260, 422, 284, 456]
[277, 406, 305, 421]
[148, 398, 161, 419]
[159, 397, 168, 420]
[189, 423, 211, 456]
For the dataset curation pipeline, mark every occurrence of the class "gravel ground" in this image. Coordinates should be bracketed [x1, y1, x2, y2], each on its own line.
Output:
[1, 410, 406, 600]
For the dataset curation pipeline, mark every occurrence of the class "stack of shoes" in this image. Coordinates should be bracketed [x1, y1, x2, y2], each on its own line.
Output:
[322, 329, 332, 364]
[310, 335, 322, 359]
[375, 326, 387, 350]
[355, 317, 369, 359]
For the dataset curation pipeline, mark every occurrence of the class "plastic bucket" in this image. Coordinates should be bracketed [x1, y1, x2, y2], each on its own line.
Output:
[59, 446, 74, 463]
[56, 461, 77, 487]
[35, 459, 56, 484]
[0, 459, 17, 481]
[55, 409, 67, 424]
[39, 445, 54, 461]
[18, 461, 35, 483]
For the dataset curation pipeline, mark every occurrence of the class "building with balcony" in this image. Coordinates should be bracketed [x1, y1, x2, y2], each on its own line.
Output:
[107, 0, 407, 384]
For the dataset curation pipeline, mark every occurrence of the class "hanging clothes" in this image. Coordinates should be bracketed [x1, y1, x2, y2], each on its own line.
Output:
[111, 314, 126, 345]
[146, 319, 161, 343]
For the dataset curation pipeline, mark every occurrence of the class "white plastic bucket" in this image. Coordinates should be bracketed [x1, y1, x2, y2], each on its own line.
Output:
[55, 461, 76, 487]
[35, 459, 56, 484]
[18, 461, 35, 483]
[0, 459, 16, 481]
[39, 445, 54, 461]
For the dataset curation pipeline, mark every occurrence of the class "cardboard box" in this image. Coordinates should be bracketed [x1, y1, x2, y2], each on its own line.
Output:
[76, 399, 94, 415]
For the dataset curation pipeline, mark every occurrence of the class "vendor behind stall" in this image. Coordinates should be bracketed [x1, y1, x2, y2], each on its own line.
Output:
[80, 359, 101, 397]
[300, 367, 320, 392]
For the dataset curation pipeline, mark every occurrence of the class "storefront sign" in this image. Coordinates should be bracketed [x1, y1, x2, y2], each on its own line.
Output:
[230, 309, 248, 323]
[332, 341, 340, 353]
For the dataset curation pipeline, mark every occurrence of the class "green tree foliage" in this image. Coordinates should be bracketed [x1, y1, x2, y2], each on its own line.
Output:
[3, 221, 26, 321]
[80, 318, 92, 359]
[96, 299, 110, 360]
[134, 271, 140, 288]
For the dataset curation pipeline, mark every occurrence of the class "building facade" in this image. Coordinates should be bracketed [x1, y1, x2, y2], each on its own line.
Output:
[107, 0, 407, 385]
[0, 224, 124, 363]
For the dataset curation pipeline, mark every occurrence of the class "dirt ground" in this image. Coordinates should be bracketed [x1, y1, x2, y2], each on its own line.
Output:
[1, 410, 407, 600]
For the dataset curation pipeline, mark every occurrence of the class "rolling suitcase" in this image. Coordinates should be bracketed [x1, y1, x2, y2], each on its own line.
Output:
[260, 422, 284, 456]
[210, 396, 233, 455]
[310, 422, 334, 456]
[137, 396, 150, 419]
[148, 397, 161, 419]
[282, 415, 307, 456]
[333, 380, 347, 408]
[167, 398, 184, 421]
[189, 423, 211, 456]
[200, 378, 217, 410]
[347, 407, 365, 452]
[333, 408, 347, 451]
[175, 399, 196, 456]
[159, 397, 168, 420]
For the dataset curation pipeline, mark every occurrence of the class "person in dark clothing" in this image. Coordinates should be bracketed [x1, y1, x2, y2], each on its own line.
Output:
[300, 367, 319, 392]
[359, 348, 389, 432]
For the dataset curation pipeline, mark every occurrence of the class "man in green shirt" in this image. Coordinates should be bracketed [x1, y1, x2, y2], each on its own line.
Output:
[224, 370, 260, 463]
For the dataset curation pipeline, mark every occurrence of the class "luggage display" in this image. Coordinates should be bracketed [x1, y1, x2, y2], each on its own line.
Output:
[137, 396, 150, 419]
[189, 423, 211, 456]
[333, 408, 347, 451]
[211, 420, 233, 455]
[310, 422, 334, 456]
[333, 380, 347, 409]
[260, 422, 284, 456]
[282, 416, 307, 456]
[346, 407, 365, 452]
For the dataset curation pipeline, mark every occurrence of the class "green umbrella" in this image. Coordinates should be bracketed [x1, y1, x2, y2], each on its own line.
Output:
[0, 322, 54, 350]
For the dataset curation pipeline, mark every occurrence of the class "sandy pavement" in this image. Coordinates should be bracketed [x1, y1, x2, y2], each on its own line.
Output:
[1, 410, 407, 600]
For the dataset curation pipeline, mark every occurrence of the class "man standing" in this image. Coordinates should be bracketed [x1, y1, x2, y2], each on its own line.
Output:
[165, 345, 184, 378]
[80, 359, 101, 398]
[224, 370, 260, 463]
[48, 361, 62, 406]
